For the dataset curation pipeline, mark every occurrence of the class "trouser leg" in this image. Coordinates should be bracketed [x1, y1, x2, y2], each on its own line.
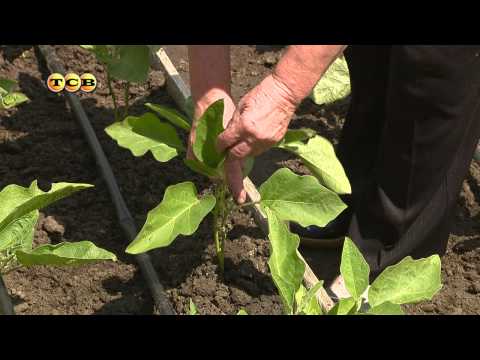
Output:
[341, 46, 480, 276]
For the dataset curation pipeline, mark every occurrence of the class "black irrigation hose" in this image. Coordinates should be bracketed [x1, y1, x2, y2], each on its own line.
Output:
[37, 45, 175, 315]
[0, 276, 14, 315]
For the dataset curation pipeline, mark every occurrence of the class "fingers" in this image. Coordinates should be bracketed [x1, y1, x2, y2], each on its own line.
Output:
[228, 141, 253, 160]
[217, 111, 243, 153]
[225, 155, 247, 204]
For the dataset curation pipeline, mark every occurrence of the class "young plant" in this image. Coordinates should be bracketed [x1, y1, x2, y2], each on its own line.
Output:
[105, 99, 347, 275]
[80, 45, 159, 122]
[105, 99, 442, 315]
[270, 230, 442, 315]
[0, 181, 117, 275]
[0, 78, 29, 110]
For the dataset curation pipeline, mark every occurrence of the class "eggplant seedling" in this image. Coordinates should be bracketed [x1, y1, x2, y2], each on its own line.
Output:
[105, 100, 442, 315]
[0, 181, 117, 276]
[105, 99, 348, 275]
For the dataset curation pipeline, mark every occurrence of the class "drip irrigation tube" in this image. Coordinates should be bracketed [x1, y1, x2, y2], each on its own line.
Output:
[37, 45, 174, 315]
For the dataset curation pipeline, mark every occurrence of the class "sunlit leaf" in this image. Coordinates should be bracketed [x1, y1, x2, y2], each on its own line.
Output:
[126, 182, 216, 254]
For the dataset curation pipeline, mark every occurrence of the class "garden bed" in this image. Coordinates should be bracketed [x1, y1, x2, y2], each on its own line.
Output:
[0, 45, 479, 314]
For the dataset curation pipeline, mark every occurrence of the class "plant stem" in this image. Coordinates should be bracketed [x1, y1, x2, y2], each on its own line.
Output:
[107, 72, 119, 122]
[123, 81, 130, 119]
[213, 182, 228, 275]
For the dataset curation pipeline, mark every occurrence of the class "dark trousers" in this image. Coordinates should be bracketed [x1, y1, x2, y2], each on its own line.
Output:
[339, 46, 480, 276]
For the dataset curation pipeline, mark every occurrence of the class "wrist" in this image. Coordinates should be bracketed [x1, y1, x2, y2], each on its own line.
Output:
[272, 45, 347, 105]
[261, 74, 299, 112]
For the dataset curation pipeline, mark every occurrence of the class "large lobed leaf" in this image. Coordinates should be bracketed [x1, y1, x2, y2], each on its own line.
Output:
[16, 241, 117, 266]
[340, 237, 370, 300]
[126, 182, 216, 254]
[193, 99, 226, 169]
[259, 168, 346, 228]
[0, 181, 93, 251]
[368, 255, 442, 308]
[265, 207, 305, 314]
[105, 113, 184, 162]
[278, 135, 351, 195]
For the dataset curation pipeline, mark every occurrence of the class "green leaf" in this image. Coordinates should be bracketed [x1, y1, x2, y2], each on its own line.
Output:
[0, 181, 93, 252]
[259, 168, 347, 228]
[278, 136, 351, 195]
[368, 255, 442, 308]
[0, 78, 18, 95]
[0, 78, 29, 109]
[80, 45, 113, 64]
[189, 298, 198, 315]
[0, 212, 38, 253]
[311, 55, 351, 105]
[279, 128, 317, 146]
[107, 45, 151, 83]
[184, 159, 222, 179]
[265, 207, 305, 314]
[126, 182, 216, 254]
[295, 282, 324, 315]
[145, 103, 191, 132]
[193, 99, 226, 169]
[1, 92, 29, 109]
[237, 309, 248, 315]
[16, 241, 117, 266]
[105, 113, 183, 162]
[340, 237, 370, 300]
[327, 297, 357, 315]
[365, 302, 404, 315]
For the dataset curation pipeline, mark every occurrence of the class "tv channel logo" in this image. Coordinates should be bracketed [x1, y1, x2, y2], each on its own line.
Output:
[47, 73, 97, 93]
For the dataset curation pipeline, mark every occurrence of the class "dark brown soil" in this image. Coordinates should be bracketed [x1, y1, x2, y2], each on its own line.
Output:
[1, 45, 479, 315]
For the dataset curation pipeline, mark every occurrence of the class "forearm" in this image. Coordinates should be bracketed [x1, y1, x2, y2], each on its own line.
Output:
[273, 45, 347, 105]
[188, 45, 233, 118]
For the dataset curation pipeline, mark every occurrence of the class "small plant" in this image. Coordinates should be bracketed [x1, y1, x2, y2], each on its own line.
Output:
[107, 99, 347, 274]
[0, 181, 117, 275]
[105, 100, 442, 315]
[271, 227, 442, 315]
[80, 45, 159, 122]
[0, 78, 29, 110]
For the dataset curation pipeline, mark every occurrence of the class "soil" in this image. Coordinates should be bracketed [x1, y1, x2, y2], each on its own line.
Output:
[0, 45, 479, 315]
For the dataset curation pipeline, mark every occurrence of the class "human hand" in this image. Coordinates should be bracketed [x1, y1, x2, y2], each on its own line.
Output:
[217, 74, 298, 203]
